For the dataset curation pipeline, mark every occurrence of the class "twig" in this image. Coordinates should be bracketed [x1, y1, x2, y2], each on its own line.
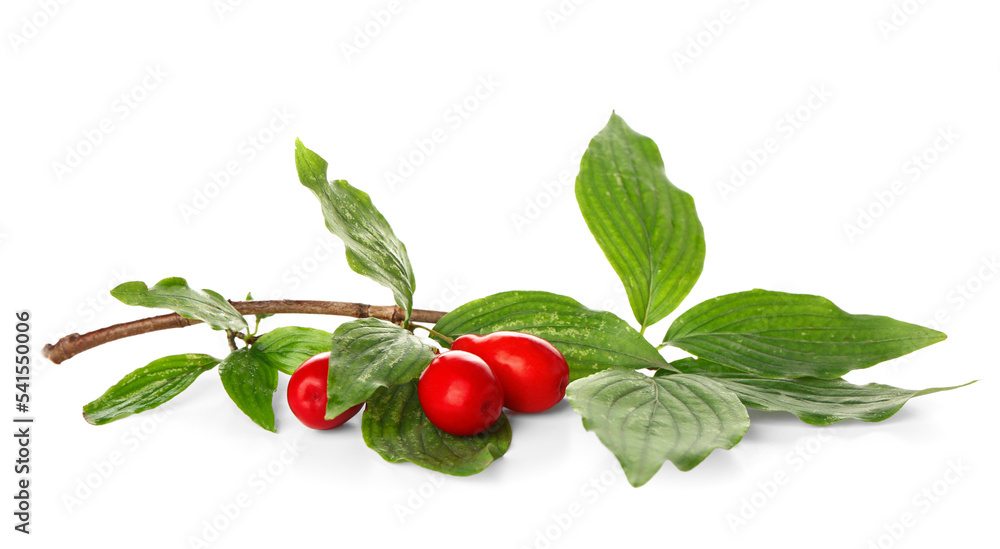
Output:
[42, 300, 448, 364]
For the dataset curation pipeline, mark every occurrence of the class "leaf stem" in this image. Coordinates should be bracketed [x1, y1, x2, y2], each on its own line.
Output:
[232, 331, 259, 346]
[42, 300, 448, 364]
[226, 331, 239, 352]
[412, 325, 454, 345]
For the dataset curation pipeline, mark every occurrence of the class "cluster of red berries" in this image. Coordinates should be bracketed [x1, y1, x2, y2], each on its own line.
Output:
[286, 331, 570, 436]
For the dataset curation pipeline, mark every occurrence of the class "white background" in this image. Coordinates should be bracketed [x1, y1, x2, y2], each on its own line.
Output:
[1, 1, 996, 548]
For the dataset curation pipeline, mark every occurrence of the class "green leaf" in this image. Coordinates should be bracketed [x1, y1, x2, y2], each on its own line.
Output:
[253, 327, 333, 375]
[111, 277, 247, 332]
[219, 347, 279, 432]
[83, 354, 219, 425]
[432, 291, 671, 381]
[362, 381, 511, 476]
[567, 369, 749, 487]
[295, 139, 416, 319]
[663, 289, 947, 379]
[326, 319, 435, 419]
[662, 358, 974, 426]
[576, 113, 706, 330]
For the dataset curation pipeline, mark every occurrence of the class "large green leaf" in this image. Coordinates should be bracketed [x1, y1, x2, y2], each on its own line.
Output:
[295, 139, 416, 319]
[362, 381, 511, 477]
[326, 318, 435, 419]
[253, 326, 333, 375]
[662, 358, 973, 426]
[83, 354, 219, 425]
[219, 347, 279, 432]
[576, 113, 705, 330]
[432, 291, 671, 381]
[663, 289, 947, 379]
[111, 277, 247, 332]
[567, 369, 749, 487]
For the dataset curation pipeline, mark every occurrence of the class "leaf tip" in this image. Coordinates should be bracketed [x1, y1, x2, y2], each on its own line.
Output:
[606, 110, 626, 127]
[82, 408, 101, 426]
[294, 139, 329, 187]
[913, 325, 948, 350]
[110, 280, 146, 301]
[625, 472, 653, 488]
[619, 457, 670, 487]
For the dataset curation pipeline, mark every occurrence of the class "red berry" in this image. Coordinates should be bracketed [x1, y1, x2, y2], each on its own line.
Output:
[287, 352, 362, 430]
[452, 332, 569, 413]
[417, 351, 504, 437]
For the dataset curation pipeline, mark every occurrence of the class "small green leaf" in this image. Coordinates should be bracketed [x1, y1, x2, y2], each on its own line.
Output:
[362, 381, 511, 476]
[432, 291, 671, 381]
[663, 358, 974, 426]
[219, 347, 278, 432]
[326, 318, 435, 419]
[83, 354, 219, 425]
[111, 277, 247, 332]
[576, 113, 706, 330]
[295, 139, 416, 319]
[567, 369, 749, 487]
[664, 289, 947, 379]
[253, 327, 333, 375]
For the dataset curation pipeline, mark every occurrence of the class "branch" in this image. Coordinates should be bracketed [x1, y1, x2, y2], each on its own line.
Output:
[41, 300, 448, 364]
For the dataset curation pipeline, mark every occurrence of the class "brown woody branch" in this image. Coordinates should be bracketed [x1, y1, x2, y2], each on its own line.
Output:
[41, 300, 448, 364]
